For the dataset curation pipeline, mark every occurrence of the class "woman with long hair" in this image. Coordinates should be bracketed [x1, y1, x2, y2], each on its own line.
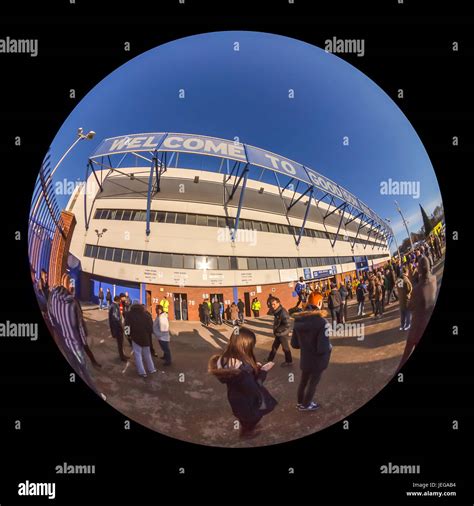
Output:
[208, 327, 277, 439]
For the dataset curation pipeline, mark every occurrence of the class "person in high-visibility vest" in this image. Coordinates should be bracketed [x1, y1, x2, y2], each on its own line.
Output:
[159, 296, 170, 314]
[251, 297, 261, 317]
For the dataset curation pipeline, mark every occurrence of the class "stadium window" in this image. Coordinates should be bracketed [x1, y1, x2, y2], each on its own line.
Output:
[207, 256, 218, 269]
[186, 214, 197, 225]
[195, 256, 206, 269]
[282, 258, 290, 269]
[171, 254, 183, 269]
[131, 250, 142, 264]
[252, 221, 262, 232]
[279, 224, 289, 234]
[105, 247, 114, 261]
[196, 215, 207, 226]
[122, 210, 132, 221]
[175, 213, 186, 225]
[160, 253, 172, 268]
[237, 257, 248, 270]
[122, 249, 132, 263]
[266, 257, 275, 269]
[257, 257, 266, 270]
[96, 246, 105, 260]
[94, 209, 102, 219]
[84, 244, 93, 257]
[155, 211, 166, 223]
[149, 211, 156, 222]
[102, 210, 111, 220]
[244, 220, 253, 230]
[289, 258, 298, 268]
[207, 216, 218, 227]
[128, 210, 137, 221]
[165, 212, 176, 224]
[230, 257, 238, 270]
[268, 223, 278, 233]
[217, 216, 227, 228]
[148, 252, 161, 266]
[299, 258, 307, 267]
[134, 211, 146, 221]
[274, 257, 283, 269]
[247, 257, 257, 270]
[226, 218, 235, 229]
[115, 209, 124, 220]
[218, 256, 230, 270]
[184, 255, 195, 269]
[260, 222, 269, 232]
[113, 248, 123, 262]
[141, 252, 149, 265]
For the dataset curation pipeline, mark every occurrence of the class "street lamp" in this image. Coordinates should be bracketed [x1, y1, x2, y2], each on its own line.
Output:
[385, 218, 401, 260]
[91, 228, 107, 276]
[31, 127, 96, 219]
[394, 200, 413, 252]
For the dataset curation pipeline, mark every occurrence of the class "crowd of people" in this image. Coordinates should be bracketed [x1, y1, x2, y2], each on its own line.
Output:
[30, 229, 443, 439]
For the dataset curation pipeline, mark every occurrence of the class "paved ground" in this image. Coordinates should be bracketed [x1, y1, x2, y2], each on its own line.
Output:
[82, 259, 444, 448]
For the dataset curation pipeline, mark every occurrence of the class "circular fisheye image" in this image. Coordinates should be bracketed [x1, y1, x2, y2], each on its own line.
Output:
[28, 31, 445, 447]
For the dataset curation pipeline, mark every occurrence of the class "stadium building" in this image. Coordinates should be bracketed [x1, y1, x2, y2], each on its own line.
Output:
[61, 132, 393, 320]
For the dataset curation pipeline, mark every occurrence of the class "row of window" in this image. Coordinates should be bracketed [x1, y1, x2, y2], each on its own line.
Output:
[93, 208, 387, 248]
[84, 244, 388, 271]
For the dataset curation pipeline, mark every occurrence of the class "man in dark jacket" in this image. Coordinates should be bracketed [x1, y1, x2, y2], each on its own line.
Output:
[108, 295, 129, 361]
[338, 284, 348, 323]
[237, 299, 245, 323]
[124, 304, 156, 377]
[327, 283, 342, 324]
[201, 301, 210, 326]
[267, 297, 293, 367]
[291, 293, 332, 411]
[212, 299, 222, 325]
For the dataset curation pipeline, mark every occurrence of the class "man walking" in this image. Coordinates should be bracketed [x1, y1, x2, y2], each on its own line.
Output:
[267, 297, 293, 367]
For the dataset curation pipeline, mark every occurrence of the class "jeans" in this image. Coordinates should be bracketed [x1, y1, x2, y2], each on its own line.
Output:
[158, 339, 171, 364]
[357, 301, 364, 315]
[400, 308, 411, 328]
[238, 312, 244, 323]
[99, 299, 104, 309]
[375, 300, 383, 316]
[268, 334, 292, 363]
[132, 341, 156, 376]
[330, 308, 341, 324]
[297, 369, 324, 407]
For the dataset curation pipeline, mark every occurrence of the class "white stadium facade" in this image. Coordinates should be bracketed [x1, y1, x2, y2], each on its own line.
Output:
[62, 132, 393, 320]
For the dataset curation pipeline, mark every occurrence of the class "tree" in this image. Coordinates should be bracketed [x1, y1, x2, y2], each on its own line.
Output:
[420, 204, 434, 238]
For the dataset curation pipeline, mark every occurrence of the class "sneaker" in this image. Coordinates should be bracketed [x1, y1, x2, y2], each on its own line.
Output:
[298, 402, 320, 411]
[149, 369, 158, 374]
[139, 373, 147, 378]
[399, 326, 404, 330]
[403, 325, 411, 331]
[362, 312, 366, 316]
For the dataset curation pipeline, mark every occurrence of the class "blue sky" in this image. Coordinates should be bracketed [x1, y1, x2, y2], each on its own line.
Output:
[43, 31, 442, 250]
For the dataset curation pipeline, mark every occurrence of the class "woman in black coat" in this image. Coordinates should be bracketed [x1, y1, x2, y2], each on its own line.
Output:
[209, 327, 277, 438]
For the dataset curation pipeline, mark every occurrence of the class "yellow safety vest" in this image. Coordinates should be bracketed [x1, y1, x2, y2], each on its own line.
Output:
[252, 300, 261, 311]
[160, 299, 170, 312]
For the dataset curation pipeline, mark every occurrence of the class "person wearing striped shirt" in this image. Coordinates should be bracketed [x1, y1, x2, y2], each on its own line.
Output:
[47, 278, 102, 396]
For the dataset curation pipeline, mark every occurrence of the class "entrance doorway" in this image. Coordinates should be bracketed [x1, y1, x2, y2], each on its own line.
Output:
[173, 293, 188, 321]
[210, 293, 224, 304]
